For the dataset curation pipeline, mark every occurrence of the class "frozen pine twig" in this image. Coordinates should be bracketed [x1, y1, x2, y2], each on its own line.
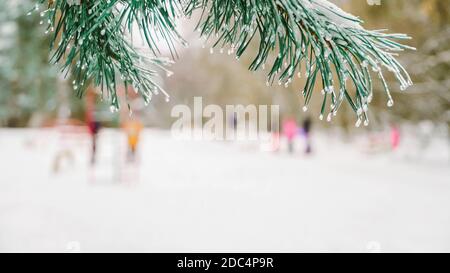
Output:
[34, 0, 414, 124]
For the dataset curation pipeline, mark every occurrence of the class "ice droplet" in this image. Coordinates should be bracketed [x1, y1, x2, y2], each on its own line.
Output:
[327, 113, 332, 122]
[387, 99, 394, 107]
[110, 105, 118, 113]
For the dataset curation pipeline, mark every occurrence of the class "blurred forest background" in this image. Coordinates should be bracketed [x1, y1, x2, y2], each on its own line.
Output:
[0, 0, 449, 133]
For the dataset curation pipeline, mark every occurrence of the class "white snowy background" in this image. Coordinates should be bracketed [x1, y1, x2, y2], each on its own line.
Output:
[0, 128, 448, 252]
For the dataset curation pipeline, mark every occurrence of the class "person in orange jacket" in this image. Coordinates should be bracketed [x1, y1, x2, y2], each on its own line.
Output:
[123, 119, 143, 162]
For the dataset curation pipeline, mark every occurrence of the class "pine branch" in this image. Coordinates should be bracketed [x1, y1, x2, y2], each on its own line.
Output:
[34, 0, 414, 125]
[36, 0, 180, 109]
[187, 0, 415, 126]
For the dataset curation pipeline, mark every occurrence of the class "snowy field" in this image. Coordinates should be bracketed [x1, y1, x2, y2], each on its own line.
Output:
[0, 128, 449, 252]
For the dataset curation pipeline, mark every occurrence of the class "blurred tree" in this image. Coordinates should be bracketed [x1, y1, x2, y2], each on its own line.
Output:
[0, 1, 59, 127]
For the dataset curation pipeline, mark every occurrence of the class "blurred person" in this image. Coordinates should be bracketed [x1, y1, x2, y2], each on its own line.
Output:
[282, 118, 298, 154]
[390, 124, 401, 151]
[229, 112, 238, 131]
[123, 118, 143, 162]
[88, 118, 101, 165]
[85, 86, 101, 165]
[302, 117, 313, 154]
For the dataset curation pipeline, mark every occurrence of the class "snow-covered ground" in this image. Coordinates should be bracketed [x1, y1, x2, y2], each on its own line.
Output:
[0, 128, 449, 252]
